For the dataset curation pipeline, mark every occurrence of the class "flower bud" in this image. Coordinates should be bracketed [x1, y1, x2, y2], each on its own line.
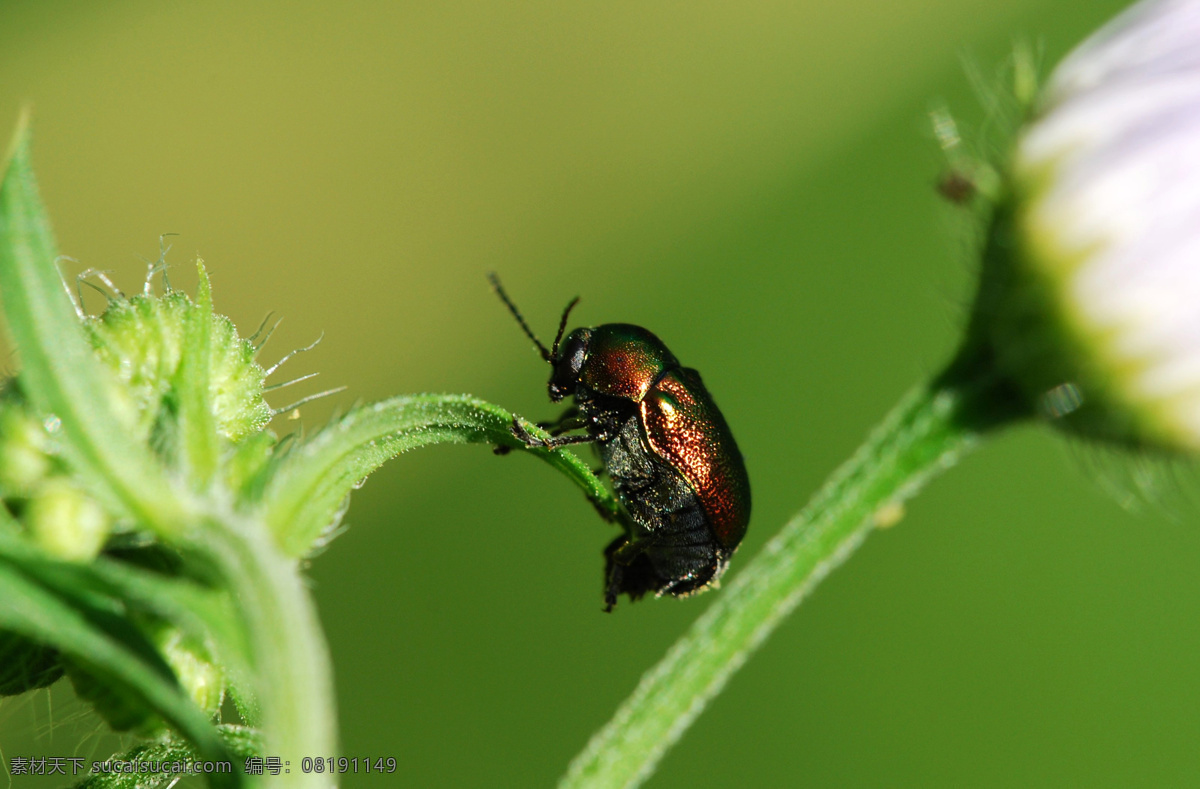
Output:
[27, 478, 109, 562]
[85, 281, 271, 447]
[979, 0, 1200, 450]
[0, 404, 50, 495]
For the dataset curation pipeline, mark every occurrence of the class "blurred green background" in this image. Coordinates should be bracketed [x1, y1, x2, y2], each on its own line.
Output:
[5, 1, 1197, 787]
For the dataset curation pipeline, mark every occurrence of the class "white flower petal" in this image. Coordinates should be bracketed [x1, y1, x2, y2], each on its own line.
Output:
[1012, 0, 1200, 447]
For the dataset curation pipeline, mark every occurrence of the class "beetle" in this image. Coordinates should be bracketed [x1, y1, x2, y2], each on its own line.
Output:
[489, 274, 750, 611]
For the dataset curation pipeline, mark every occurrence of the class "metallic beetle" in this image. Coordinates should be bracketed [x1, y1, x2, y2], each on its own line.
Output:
[490, 274, 750, 611]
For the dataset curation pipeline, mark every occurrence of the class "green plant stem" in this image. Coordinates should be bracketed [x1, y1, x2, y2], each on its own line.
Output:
[200, 511, 335, 789]
[561, 370, 1013, 789]
[262, 394, 618, 557]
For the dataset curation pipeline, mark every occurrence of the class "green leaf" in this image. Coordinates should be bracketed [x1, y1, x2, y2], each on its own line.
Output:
[0, 559, 236, 785]
[0, 517, 242, 780]
[91, 553, 251, 677]
[260, 394, 618, 557]
[0, 629, 63, 695]
[0, 112, 190, 535]
[0, 486, 247, 669]
[0, 115, 326, 788]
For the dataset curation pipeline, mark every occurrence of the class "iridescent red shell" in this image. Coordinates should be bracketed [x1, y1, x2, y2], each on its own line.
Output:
[640, 368, 750, 550]
[581, 324, 750, 550]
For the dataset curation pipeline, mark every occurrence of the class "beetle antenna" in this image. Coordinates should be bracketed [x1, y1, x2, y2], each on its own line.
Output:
[551, 296, 580, 361]
[488, 272, 554, 363]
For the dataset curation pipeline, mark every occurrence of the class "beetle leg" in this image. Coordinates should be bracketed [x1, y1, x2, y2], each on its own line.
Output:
[604, 574, 621, 612]
[544, 434, 600, 446]
[536, 406, 582, 436]
[603, 536, 664, 612]
[537, 433, 596, 449]
[604, 538, 640, 612]
[546, 418, 586, 436]
[588, 497, 619, 525]
[510, 417, 596, 449]
[609, 538, 646, 565]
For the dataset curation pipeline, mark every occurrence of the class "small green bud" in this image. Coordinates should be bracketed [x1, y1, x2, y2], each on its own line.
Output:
[206, 311, 273, 442]
[0, 405, 50, 495]
[85, 282, 271, 453]
[27, 478, 109, 562]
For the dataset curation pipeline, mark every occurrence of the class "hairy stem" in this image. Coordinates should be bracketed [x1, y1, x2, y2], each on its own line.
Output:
[199, 511, 336, 789]
[562, 366, 1016, 788]
[262, 394, 617, 557]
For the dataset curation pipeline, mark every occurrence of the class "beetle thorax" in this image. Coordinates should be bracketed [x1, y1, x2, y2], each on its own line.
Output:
[576, 324, 679, 402]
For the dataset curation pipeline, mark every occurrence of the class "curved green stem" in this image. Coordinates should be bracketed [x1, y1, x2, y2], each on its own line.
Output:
[199, 511, 335, 789]
[262, 394, 617, 558]
[561, 369, 1014, 789]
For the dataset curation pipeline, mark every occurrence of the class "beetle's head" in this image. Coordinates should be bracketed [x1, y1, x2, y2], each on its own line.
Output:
[549, 327, 591, 402]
